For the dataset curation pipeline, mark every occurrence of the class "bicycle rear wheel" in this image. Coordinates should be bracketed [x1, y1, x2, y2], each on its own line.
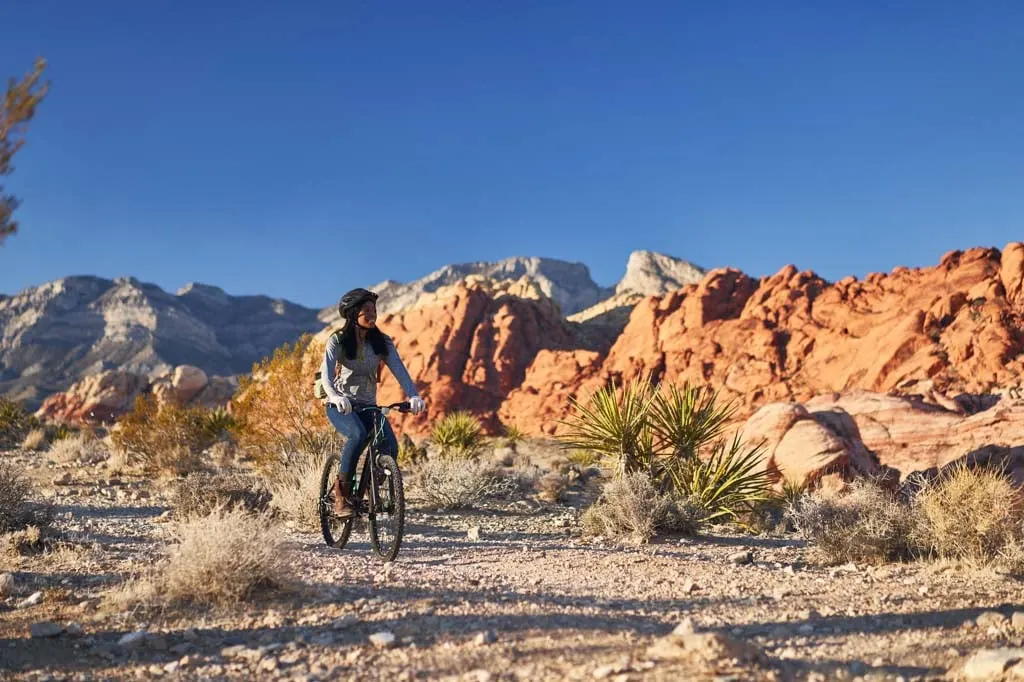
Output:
[319, 454, 353, 549]
[368, 454, 405, 562]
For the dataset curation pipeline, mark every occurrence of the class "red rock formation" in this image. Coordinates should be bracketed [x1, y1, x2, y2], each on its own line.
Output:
[501, 242, 1024, 439]
[36, 365, 238, 424]
[374, 279, 580, 436]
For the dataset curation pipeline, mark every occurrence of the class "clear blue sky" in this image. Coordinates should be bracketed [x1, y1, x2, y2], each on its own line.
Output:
[2, 1, 1022, 309]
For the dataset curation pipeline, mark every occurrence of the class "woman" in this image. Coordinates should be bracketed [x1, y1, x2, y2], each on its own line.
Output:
[321, 287, 425, 517]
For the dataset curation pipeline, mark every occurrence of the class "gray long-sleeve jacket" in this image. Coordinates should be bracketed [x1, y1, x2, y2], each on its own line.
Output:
[320, 329, 419, 406]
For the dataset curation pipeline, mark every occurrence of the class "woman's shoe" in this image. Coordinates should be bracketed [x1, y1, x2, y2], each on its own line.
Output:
[332, 478, 355, 518]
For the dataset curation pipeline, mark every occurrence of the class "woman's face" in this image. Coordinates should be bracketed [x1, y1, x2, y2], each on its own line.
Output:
[356, 300, 377, 328]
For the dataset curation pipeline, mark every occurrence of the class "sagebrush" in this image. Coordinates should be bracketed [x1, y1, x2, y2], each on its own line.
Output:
[114, 506, 291, 608]
[581, 471, 702, 544]
[263, 453, 327, 532]
[171, 472, 270, 519]
[415, 458, 518, 510]
[789, 478, 919, 565]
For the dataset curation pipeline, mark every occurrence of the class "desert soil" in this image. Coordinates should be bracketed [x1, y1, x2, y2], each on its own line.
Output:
[2, 443, 1024, 682]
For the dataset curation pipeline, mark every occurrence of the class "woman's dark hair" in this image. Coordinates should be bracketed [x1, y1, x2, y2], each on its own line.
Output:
[337, 287, 389, 361]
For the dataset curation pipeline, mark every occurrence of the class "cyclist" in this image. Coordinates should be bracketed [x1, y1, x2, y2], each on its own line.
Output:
[321, 287, 425, 518]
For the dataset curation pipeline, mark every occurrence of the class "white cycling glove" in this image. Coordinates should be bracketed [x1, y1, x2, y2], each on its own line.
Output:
[329, 396, 352, 415]
[409, 396, 426, 415]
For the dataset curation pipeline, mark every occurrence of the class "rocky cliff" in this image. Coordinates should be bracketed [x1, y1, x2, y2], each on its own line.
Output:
[0, 276, 325, 409]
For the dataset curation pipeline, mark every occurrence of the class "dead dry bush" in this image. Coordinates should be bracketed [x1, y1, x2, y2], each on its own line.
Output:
[109, 395, 215, 476]
[21, 428, 47, 451]
[581, 471, 701, 545]
[47, 432, 107, 464]
[415, 458, 520, 510]
[171, 472, 271, 519]
[263, 453, 326, 532]
[912, 463, 1023, 566]
[789, 478, 919, 565]
[114, 506, 292, 609]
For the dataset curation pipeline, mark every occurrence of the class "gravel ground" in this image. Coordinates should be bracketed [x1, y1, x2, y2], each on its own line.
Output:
[3, 447, 1024, 682]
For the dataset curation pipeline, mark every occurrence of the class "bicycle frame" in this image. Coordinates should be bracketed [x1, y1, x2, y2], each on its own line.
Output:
[348, 402, 407, 515]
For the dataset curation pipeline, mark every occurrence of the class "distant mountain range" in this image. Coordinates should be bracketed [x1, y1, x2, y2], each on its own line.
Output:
[1, 251, 706, 408]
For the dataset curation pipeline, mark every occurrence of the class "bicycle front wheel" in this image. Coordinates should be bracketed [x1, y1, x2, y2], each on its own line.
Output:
[319, 454, 353, 550]
[368, 454, 405, 562]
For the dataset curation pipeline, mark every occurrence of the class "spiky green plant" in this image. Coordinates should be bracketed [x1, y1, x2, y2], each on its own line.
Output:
[203, 406, 237, 441]
[669, 432, 772, 525]
[431, 411, 484, 459]
[556, 379, 658, 476]
[647, 382, 739, 484]
[503, 423, 524, 447]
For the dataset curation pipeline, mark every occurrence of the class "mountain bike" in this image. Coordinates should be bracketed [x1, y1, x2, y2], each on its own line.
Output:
[319, 401, 409, 562]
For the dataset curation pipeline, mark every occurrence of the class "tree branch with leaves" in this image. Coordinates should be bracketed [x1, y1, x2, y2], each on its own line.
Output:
[1, 58, 49, 246]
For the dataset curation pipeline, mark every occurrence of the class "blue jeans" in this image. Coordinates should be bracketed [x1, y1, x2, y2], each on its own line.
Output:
[325, 405, 398, 482]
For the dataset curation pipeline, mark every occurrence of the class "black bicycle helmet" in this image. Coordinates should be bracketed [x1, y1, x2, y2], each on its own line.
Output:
[337, 287, 378, 320]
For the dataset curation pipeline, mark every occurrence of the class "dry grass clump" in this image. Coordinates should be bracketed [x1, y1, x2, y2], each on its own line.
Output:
[47, 432, 107, 464]
[581, 472, 702, 545]
[21, 428, 47, 451]
[115, 506, 292, 608]
[263, 453, 326, 532]
[109, 396, 216, 476]
[789, 478, 918, 565]
[170, 472, 271, 519]
[415, 458, 519, 510]
[912, 463, 1023, 566]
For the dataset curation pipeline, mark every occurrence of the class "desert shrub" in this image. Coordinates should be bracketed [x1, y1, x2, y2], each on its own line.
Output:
[171, 472, 271, 519]
[789, 478, 919, 565]
[581, 471, 701, 544]
[0, 398, 38, 449]
[912, 463, 1023, 565]
[21, 428, 47, 451]
[431, 411, 484, 459]
[536, 471, 569, 503]
[48, 423, 73, 442]
[47, 432, 107, 464]
[415, 458, 518, 510]
[0, 462, 52, 535]
[116, 506, 291, 608]
[263, 453, 327, 532]
[109, 395, 215, 475]
[397, 434, 428, 470]
[0, 462, 32, 532]
[558, 378, 771, 528]
[231, 334, 336, 470]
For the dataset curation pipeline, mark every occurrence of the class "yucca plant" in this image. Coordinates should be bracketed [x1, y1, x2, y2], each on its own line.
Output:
[557, 379, 658, 476]
[203, 406, 237, 441]
[669, 432, 772, 525]
[647, 382, 738, 484]
[503, 423, 524, 448]
[431, 411, 484, 459]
